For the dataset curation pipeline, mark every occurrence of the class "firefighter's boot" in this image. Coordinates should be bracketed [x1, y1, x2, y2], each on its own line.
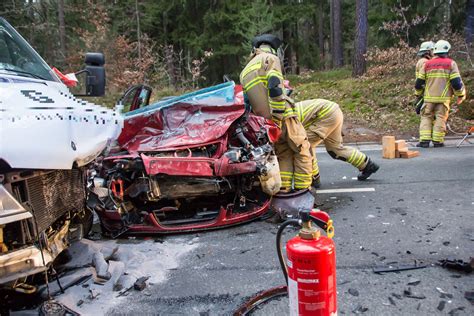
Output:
[433, 141, 444, 148]
[357, 159, 379, 181]
[416, 141, 430, 148]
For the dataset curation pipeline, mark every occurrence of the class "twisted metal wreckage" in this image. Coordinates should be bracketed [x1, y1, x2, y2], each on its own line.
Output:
[89, 81, 281, 236]
[1, 14, 282, 294]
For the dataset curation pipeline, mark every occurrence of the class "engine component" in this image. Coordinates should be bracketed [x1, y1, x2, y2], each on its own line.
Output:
[151, 177, 228, 199]
[235, 127, 253, 151]
[224, 148, 243, 163]
[125, 177, 153, 199]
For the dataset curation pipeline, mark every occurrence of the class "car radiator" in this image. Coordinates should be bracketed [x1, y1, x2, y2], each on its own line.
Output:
[24, 169, 85, 234]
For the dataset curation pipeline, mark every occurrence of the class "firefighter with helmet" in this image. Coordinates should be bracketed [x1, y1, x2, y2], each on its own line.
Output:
[415, 40, 466, 147]
[295, 99, 380, 184]
[416, 41, 434, 78]
[240, 34, 313, 191]
[414, 41, 435, 115]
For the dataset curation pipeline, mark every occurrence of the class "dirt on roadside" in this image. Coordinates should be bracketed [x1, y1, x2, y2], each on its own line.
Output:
[342, 116, 473, 144]
[342, 121, 417, 143]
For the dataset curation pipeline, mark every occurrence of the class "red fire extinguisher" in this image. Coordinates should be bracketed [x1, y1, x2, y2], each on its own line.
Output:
[276, 209, 337, 316]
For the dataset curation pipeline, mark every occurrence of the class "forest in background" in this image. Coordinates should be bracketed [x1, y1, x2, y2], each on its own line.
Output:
[1, 0, 473, 95]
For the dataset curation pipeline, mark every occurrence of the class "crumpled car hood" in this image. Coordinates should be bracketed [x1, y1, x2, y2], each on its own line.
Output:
[118, 82, 245, 152]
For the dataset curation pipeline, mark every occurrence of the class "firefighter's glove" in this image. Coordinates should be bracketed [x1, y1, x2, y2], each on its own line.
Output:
[414, 96, 424, 115]
[283, 80, 294, 97]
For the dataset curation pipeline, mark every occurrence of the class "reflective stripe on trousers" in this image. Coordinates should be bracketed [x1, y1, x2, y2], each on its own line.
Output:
[347, 149, 367, 169]
[312, 157, 319, 176]
[419, 130, 432, 141]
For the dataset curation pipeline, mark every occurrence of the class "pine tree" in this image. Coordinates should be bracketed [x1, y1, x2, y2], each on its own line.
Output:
[353, 0, 368, 77]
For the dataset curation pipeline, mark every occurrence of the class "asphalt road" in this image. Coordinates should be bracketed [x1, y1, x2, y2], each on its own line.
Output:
[107, 144, 474, 316]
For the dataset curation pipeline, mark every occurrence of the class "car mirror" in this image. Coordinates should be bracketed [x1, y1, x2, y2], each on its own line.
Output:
[72, 52, 106, 97]
[83, 52, 106, 96]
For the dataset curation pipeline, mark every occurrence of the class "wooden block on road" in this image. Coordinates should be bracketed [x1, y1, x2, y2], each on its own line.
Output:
[400, 150, 420, 159]
[408, 150, 420, 158]
[382, 136, 396, 159]
[395, 140, 407, 151]
[396, 147, 409, 158]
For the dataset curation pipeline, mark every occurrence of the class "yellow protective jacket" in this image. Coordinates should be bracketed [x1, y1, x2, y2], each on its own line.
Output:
[295, 99, 338, 131]
[239, 46, 296, 122]
[415, 57, 429, 79]
[415, 56, 465, 103]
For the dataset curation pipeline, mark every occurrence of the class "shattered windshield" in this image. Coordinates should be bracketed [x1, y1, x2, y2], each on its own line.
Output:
[125, 81, 238, 117]
[0, 18, 57, 81]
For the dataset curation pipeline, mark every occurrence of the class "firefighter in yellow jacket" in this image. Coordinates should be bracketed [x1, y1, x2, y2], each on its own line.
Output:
[416, 41, 434, 78]
[295, 99, 379, 182]
[415, 40, 466, 147]
[414, 41, 435, 114]
[240, 34, 312, 191]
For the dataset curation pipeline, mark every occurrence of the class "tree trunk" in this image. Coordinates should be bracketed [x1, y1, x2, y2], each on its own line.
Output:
[333, 0, 343, 67]
[444, 0, 451, 26]
[293, 22, 299, 74]
[135, 0, 141, 60]
[27, 0, 34, 48]
[58, 0, 66, 64]
[329, 0, 334, 67]
[353, 0, 368, 77]
[164, 46, 175, 87]
[466, 0, 474, 45]
[283, 23, 292, 73]
[40, 0, 52, 62]
[318, 1, 324, 69]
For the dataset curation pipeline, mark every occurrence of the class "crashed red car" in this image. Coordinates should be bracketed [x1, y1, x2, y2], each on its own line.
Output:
[88, 82, 281, 235]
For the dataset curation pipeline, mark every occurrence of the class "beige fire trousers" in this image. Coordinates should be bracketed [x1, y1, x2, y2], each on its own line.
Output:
[304, 105, 368, 173]
[274, 117, 313, 190]
[419, 102, 450, 143]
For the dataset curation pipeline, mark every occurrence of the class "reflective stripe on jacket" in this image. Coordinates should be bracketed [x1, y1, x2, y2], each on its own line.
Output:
[295, 99, 338, 129]
[415, 57, 429, 78]
[415, 57, 429, 96]
[417, 56, 465, 103]
[240, 48, 296, 122]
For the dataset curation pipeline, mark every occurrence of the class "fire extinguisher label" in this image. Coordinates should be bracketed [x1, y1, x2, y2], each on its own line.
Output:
[287, 259, 293, 268]
[288, 276, 299, 316]
[297, 278, 319, 284]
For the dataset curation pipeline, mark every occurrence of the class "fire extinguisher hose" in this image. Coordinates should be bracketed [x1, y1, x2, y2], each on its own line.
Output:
[233, 219, 300, 315]
[276, 219, 300, 284]
[232, 285, 288, 316]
